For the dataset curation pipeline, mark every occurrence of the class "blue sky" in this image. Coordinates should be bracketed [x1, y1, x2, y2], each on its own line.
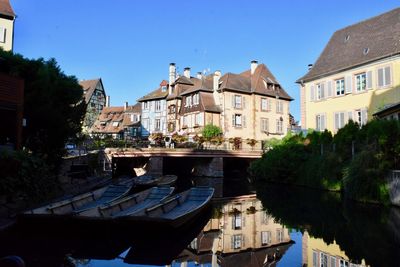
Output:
[12, 0, 400, 122]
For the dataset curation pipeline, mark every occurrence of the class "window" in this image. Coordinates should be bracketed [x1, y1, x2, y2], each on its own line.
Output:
[316, 114, 326, 131]
[0, 27, 5, 43]
[195, 113, 203, 125]
[261, 231, 272, 245]
[185, 96, 192, 107]
[155, 101, 161, 112]
[143, 102, 148, 110]
[377, 66, 391, 87]
[276, 100, 283, 113]
[233, 213, 242, 229]
[313, 251, 318, 267]
[355, 108, 368, 126]
[142, 119, 149, 129]
[261, 98, 268, 111]
[339, 259, 349, 267]
[232, 234, 242, 249]
[182, 116, 188, 127]
[193, 94, 199, 105]
[234, 95, 242, 109]
[261, 118, 269, 132]
[355, 73, 366, 92]
[316, 83, 325, 100]
[330, 257, 337, 267]
[335, 79, 345, 96]
[161, 85, 167, 92]
[168, 122, 175, 132]
[232, 114, 245, 127]
[112, 121, 119, 127]
[276, 119, 283, 134]
[168, 105, 176, 114]
[131, 114, 138, 122]
[320, 253, 328, 267]
[334, 112, 346, 130]
[276, 229, 284, 242]
[155, 119, 161, 131]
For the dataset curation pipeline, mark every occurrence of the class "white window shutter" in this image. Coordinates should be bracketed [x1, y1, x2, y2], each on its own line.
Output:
[0, 27, 5, 43]
[266, 118, 269, 132]
[345, 75, 352, 94]
[242, 96, 246, 109]
[366, 71, 373, 89]
[348, 111, 353, 122]
[243, 115, 246, 127]
[378, 68, 384, 87]
[321, 114, 326, 130]
[384, 66, 391, 86]
[232, 115, 235, 126]
[268, 99, 272, 111]
[335, 113, 339, 130]
[361, 108, 368, 125]
[327, 81, 332, 97]
[310, 85, 315, 101]
[232, 95, 235, 108]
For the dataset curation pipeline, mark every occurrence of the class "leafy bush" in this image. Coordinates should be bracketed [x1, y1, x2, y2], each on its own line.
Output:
[202, 124, 222, 141]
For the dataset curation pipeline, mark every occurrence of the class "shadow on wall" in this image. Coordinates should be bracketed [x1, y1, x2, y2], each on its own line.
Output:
[368, 85, 400, 117]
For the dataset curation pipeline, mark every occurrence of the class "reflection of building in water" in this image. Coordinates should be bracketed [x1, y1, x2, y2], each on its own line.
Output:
[302, 230, 369, 267]
[175, 195, 293, 266]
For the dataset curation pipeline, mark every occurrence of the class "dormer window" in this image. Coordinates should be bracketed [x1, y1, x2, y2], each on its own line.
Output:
[193, 93, 199, 105]
[363, 48, 369, 55]
[186, 96, 192, 107]
[112, 121, 119, 127]
[344, 34, 350, 43]
[161, 85, 167, 92]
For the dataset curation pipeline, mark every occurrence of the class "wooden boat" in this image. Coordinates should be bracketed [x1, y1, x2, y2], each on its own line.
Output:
[24, 183, 133, 216]
[121, 187, 214, 228]
[76, 186, 175, 217]
[132, 174, 177, 190]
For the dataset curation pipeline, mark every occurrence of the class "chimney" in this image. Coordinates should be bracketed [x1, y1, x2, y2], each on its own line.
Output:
[106, 95, 110, 107]
[308, 64, 313, 70]
[169, 63, 176, 85]
[213, 70, 221, 91]
[251, 60, 258, 75]
[197, 72, 202, 79]
[184, 67, 191, 79]
[124, 101, 128, 111]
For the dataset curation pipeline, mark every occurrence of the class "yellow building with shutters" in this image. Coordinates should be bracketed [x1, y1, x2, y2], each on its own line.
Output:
[297, 8, 400, 133]
[0, 0, 16, 52]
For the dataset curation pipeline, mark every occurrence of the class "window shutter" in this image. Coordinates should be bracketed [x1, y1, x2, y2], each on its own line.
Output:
[340, 112, 345, 127]
[320, 82, 325, 99]
[361, 108, 368, 125]
[243, 115, 246, 128]
[266, 118, 269, 132]
[268, 99, 272, 111]
[242, 215, 246, 227]
[310, 85, 315, 101]
[366, 71, 373, 89]
[232, 115, 235, 126]
[242, 235, 245, 247]
[232, 216, 235, 230]
[345, 75, 352, 93]
[0, 27, 5, 43]
[348, 111, 353, 122]
[321, 114, 326, 130]
[242, 96, 246, 109]
[231, 236, 234, 249]
[327, 81, 332, 97]
[384, 66, 391, 86]
[232, 95, 235, 108]
[260, 118, 264, 131]
[335, 113, 339, 130]
[378, 68, 384, 87]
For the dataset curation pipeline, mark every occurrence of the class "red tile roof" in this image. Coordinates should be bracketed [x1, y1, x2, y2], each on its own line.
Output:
[0, 0, 15, 18]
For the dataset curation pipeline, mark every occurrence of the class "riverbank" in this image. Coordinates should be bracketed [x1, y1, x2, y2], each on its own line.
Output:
[250, 119, 400, 205]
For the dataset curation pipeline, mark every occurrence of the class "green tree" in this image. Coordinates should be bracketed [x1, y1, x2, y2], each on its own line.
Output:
[0, 49, 86, 169]
[202, 124, 222, 141]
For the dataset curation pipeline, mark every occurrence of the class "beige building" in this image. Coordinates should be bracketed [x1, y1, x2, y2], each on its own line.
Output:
[159, 61, 293, 146]
[302, 230, 369, 267]
[297, 8, 400, 133]
[0, 0, 16, 51]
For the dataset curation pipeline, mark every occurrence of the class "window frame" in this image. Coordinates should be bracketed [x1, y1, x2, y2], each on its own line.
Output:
[377, 65, 392, 88]
[335, 78, 345, 96]
[234, 95, 242, 109]
[355, 72, 367, 92]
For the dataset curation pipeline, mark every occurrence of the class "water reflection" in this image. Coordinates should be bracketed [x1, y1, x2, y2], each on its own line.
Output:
[257, 183, 400, 267]
[0, 195, 293, 267]
[172, 195, 293, 266]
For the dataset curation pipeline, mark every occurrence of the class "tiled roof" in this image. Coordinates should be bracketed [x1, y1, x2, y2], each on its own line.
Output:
[180, 75, 214, 96]
[173, 76, 194, 85]
[79, 78, 102, 103]
[91, 104, 141, 134]
[373, 102, 400, 117]
[298, 8, 400, 82]
[0, 0, 15, 18]
[137, 80, 169, 102]
[219, 64, 293, 101]
[201, 92, 221, 113]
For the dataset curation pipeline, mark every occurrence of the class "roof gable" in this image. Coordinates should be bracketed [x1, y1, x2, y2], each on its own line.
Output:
[298, 8, 400, 82]
[79, 78, 105, 104]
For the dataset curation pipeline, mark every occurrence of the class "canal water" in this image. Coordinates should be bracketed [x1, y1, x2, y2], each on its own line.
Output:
[0, 181, 399, 267]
